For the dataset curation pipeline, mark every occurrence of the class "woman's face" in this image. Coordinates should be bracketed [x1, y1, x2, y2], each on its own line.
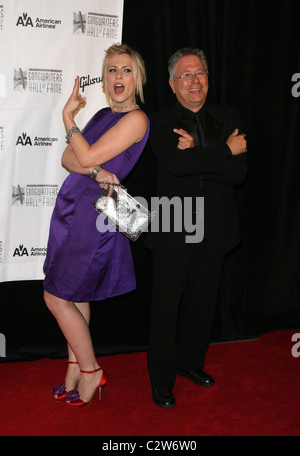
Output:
[105, 53, 136, 107]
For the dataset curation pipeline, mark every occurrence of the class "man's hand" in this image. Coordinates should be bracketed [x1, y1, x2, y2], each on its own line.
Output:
[173, 128, 195, 150]
[226, 129, 247, 155]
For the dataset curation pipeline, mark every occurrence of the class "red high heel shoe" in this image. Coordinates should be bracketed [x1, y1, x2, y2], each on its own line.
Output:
[66, 366, 108, 408]
[52, 361, 79, 402]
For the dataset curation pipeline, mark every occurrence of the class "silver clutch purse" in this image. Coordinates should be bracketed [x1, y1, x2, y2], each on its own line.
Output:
[93, 182, 155, 241]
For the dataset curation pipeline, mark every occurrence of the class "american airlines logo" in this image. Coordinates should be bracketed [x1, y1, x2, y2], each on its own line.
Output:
[16, 13, 33, 27]
[16, 132, 58, 147]
[13, 244, 29, 257]
[16, 12, 62, 29]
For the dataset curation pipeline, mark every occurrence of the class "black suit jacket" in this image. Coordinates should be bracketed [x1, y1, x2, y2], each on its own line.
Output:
[145, 101, 248, 258]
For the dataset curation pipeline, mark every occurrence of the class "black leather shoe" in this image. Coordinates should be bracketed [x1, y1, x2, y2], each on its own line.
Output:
[152, 388, 176, 408]
[176, 368, 215, 387]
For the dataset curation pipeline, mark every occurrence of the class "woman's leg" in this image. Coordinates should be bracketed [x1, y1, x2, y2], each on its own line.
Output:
[44, 291, 102, 401]
[64, 301, 91, 390]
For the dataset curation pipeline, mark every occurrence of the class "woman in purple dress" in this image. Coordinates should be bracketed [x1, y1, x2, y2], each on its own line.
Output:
[43, 44, 149, 408]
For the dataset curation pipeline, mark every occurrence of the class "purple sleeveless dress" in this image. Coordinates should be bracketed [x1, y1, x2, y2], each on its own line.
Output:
[43, 108, 149, 302]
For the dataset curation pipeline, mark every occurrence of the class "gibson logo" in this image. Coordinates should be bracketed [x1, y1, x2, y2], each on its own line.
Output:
[80, 75, 102, 92]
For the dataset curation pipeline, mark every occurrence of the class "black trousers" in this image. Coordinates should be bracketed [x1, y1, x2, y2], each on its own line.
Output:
[147, 241, 224, 389]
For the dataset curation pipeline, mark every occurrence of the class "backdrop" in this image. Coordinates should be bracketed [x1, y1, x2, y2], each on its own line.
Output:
[1, 0, 300, 362]
[0, 0, 124, 282]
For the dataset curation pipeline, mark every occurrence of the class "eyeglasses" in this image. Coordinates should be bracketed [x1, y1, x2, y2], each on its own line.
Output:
[175, 71, 208, 80]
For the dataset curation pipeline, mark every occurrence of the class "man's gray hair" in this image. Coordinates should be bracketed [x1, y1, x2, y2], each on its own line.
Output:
[168, 48, 208, 80]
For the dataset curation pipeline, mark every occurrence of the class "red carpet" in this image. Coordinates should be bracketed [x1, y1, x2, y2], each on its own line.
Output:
[1, 330, 299, 437]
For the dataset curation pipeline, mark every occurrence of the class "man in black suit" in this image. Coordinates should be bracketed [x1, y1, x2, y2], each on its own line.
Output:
[145, 48, 248, 408]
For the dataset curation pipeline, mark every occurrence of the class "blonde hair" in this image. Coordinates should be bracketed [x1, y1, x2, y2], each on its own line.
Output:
[101, 43, 146, 108]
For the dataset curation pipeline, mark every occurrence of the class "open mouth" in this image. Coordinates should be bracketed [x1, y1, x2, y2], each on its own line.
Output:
[114, 83, 125, 94]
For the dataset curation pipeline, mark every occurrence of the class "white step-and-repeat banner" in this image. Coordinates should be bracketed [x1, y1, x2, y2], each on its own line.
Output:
[0, 0, 124, 282]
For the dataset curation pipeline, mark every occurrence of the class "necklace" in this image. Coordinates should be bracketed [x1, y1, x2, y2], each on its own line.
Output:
[112, 104, 139, 109]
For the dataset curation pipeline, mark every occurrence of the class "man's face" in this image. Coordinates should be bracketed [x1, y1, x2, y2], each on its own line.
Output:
[169, 55, 209, 112]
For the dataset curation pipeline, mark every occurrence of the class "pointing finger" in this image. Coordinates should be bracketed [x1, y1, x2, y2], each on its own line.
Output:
[73, 76, 79, 95]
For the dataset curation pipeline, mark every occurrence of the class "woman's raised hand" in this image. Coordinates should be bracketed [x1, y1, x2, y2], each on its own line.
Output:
[63, 76, 86, 118]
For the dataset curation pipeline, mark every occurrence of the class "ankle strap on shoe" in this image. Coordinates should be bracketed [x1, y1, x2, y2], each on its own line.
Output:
[67, 361, 78, 365]
[80, 367, 102, 374]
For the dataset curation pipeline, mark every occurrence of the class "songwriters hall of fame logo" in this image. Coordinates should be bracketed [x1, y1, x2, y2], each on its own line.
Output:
[73, 11, 86, 34]
[14, 68, 62, 94]
[73, 11, 119, 38]
[12, 184, 58, 207]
